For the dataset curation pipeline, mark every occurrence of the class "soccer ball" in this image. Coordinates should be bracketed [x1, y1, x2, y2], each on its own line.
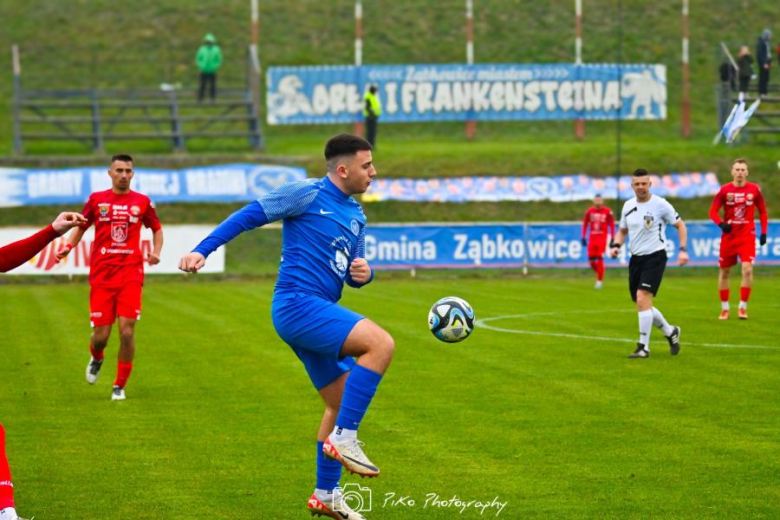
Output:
[428, 296, 475, 343]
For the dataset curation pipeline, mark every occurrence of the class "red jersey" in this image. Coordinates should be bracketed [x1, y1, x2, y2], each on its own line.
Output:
[709, 182, 768, 237]
[582, 207, 615, 241]
[80, 189, 162, 286]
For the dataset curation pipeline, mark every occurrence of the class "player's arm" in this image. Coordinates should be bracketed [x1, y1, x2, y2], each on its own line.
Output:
[756, 189, 768, 246]
[609, 228, 628, 258]
[56, 226, 87, 260]
[148, 228, 163, 265]
[672, 220, 689, 266]
[346, 227, 373, 288]
[1, 212, 86, 272]
[709, 189, 731, 233]
[180, 201, 268, 272]
[581, 210, 590, 246]
[608, 210, 616, 241]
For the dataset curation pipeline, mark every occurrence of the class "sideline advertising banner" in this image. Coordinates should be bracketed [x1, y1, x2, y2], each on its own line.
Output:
[0, 164, 306, 207]
[363, 173, 719, 203]
[365, 221, 780, 270]
[267, 63, 666, 124]
[0, 225, 225, 275]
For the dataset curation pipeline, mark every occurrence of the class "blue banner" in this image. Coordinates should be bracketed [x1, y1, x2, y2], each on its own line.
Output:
[0, 164, 306, 207]
[364, 173, 719, 203]
[365, 221, 780, 269]
[267, 63, 666, 124]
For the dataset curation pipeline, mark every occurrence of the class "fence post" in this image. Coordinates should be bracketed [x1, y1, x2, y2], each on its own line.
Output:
[91, 89, 104, 153]
[11, 45, 23, 155]
[247, 45, 263, 150]
[168, 91, 185, 152]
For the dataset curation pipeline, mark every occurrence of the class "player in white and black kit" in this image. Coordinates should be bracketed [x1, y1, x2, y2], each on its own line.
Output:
[610, 169, 689, 358]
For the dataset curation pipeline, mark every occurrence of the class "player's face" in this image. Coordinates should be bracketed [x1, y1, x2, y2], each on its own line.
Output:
[343, 150, 376, 195]
[593, 196, 603, 208]
[731, 162, 749, 186]
[631, 176, 651, 200]
[109, 160, 134, 193]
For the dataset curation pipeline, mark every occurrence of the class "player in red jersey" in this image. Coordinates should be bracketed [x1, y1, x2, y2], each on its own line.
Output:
[57, 154, 163, 400]
[1, 211, 85, 520]
[581, 194, 615, 289]
[709, 158, 768, 320]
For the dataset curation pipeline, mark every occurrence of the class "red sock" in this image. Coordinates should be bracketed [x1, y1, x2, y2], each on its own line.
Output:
[90, 342, 104, 361]
[740, 287, 751, 303]
[114, 362, 133, 389]
[596, 259, 605, 281]
[0, 424, 15, 510]
[719, 289, 730, 303]
[589, 260, 598, 273]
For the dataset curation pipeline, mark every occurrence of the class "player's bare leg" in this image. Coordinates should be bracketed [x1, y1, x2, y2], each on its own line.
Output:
[324, 320, 394, 478]
[111, 317, 137, 401]
[718, 267, 731, 319]
[86, 325, 111, 384]
[308, 374, 365, 519]
[738, 262, 753, 319]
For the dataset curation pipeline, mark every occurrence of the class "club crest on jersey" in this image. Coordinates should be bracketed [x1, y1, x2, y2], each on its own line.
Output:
[111, 222, 128, 243]
[643, 214, 655, 229]
[329, 236, 352, 278]
[130, 205, 140, 216]
[350, 219, 360, 236]
[98, 203, 111, 217]
[727, 193, 735, 202]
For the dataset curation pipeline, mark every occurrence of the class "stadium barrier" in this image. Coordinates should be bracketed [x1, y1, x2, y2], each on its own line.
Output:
[0, 225, 225, 275]
[364, 221, 780, 270]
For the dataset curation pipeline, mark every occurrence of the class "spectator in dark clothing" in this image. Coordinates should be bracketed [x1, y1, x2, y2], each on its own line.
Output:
[737, 46, 754, 99]
[756, 29, 772, 97]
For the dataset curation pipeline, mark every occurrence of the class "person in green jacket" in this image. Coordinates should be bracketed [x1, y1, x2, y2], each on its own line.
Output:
[363, 85, 382, 148]
[196, 33, 223, 101]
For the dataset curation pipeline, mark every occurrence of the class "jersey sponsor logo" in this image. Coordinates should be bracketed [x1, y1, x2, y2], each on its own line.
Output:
[351, 219, 360, 236]
[643, 213, 655, 229]
[111, 222, 128, 243]
[319, 208, 334, 215]
[99, 203, 111, 217]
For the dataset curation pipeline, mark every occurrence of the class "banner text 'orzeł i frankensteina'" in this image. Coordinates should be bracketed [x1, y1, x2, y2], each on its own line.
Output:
[267, 64, 666, 124]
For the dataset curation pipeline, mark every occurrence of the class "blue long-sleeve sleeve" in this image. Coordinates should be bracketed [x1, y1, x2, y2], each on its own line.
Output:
[345, 227, 374, 288]
[192, 201, 268, 258]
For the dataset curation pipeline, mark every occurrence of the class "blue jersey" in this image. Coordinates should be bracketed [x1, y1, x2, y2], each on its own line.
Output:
[193, 175, 372, 302]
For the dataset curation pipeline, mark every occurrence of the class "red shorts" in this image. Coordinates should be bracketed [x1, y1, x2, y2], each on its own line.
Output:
[587, 237, 608, 258]
[719, 235, 756, 268]
[90, 282, 143, 327]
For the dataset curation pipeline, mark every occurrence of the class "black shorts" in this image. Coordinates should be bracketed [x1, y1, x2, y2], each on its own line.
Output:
[628, 249, 667, 302]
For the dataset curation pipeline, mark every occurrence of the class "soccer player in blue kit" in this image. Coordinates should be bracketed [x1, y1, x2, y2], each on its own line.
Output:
[179, 134, 393, 519]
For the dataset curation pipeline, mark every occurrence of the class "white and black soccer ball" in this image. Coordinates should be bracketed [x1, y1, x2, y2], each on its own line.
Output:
[428, 296, 475, 343]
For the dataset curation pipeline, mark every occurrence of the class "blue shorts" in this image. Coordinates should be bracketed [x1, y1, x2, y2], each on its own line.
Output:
[271, 291, 361, 390]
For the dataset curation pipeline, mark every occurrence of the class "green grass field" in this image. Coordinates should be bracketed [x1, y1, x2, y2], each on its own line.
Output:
[1, 271, 778, 519]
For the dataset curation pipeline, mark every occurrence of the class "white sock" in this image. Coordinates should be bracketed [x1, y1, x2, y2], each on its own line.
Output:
[651, 307, 674, 336]
[638, 310, 653, 350]
[721, 301, 730, 311]
[0, 508, 18, 519]
[739, 301, 747, 309]
[315, 488, 334, 500]
[332, 426, 356, 441]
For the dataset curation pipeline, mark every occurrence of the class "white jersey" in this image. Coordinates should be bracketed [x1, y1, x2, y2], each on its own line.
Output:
[619, 195, 681, 256]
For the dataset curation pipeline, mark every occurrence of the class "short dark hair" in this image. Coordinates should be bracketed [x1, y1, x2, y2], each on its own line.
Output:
[324, 134, 372, 172]
[633, 168, 649, 177]
[594, 193, 602, 198]
[324, 134, 372, 160]
[111, 154, 133, 164]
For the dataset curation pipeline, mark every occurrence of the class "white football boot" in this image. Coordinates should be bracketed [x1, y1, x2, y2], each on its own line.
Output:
[111, 386, 126, 401]
[323, 435, 380, 478]
[86, 356, 103, 384]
